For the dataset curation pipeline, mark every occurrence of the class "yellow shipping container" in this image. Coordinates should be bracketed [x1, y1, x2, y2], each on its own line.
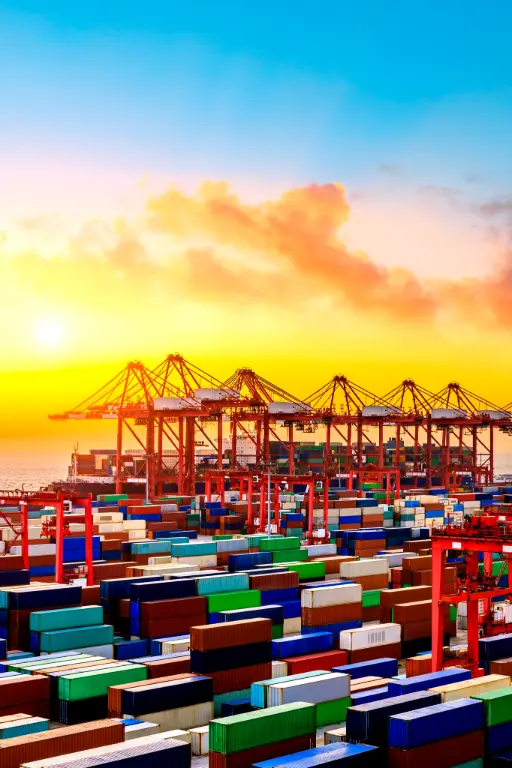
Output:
[430, 673, 511, 702]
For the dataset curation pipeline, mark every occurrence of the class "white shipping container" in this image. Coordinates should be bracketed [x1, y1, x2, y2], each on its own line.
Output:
[171, 554, 217, 567]
[306, 544, 337, 558]
[339, 623, 401, 651]
[161, 638, 190, 654]
[97, 524, 124, 533]
[93, 513, 124, 523]
[301, 583, 362, 609]
[151, 729, 191, 743]
[128, 530, 147, 540]
[40, 644, 114, 659]
[124, 702, 213, 730]
[340, 559, 389, 578]
[268, 672, 350, 707]
[190, 725, 209, 755]
[283, 617, 301, 635]
[141, 564, 197, 576]
[375, 553, 418, 568]
[160, 504, 178, 512]
[272, 661, 288, 678]
[430, 674, 511, 702]
[123, 520, 147, 530]
[124, 722, 160, 740]
[10, 543, 56, 556]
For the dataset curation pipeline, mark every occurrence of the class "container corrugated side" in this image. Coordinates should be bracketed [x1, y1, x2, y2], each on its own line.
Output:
[190, 618, 271, 651]
[58, 664, 147, 702]
[340, 559, 389, 578]
[430, 674, 511, 702]
[0, 719, 124, 768]
[267, 673, 349, 707]
[388, 699, 484, 749]
[471, 686, 512, 726]
[387, 667, 471, 696]
[205, 591, 261, 614]
[209, 702, 316, 754]
[39, 626, 114, 653]
[251, 741, 379, 767]
[29, 607, 103, 633]
[301, 584, 362, 609]
[339, 624, 400, 652]
[251, 671, 331, 708]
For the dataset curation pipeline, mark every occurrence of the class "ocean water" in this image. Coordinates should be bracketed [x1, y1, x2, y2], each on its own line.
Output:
[0, 453, 511, 491]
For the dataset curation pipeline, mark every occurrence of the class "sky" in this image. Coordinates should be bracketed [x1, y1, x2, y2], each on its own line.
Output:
[1, 1, 512, 457]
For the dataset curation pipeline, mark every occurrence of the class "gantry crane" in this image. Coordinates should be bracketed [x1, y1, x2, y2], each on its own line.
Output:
[431, 512, 512, 673]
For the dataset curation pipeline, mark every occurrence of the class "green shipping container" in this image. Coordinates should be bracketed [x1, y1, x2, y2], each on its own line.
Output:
[449, 604, 457, 622]
[213, 535, 233, 541]
[316, 697, 350, 727]
[206, 590, 261, 614]
[58, 663, 147, 701]
[272, 625, 284, 640]
[209, 701, 316, 754]
[259, 537, 301, 553]
[39, 624, 114, 653]
[30, 606, 104, 633]
[98, 494, 128, 503]
[362, 591, 381, 608]
[272, 549, 309, 564]
[286, 562, 326, 580]
[472, 687, 512, 726]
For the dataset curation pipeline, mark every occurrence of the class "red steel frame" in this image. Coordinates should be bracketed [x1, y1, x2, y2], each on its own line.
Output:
[0, 492, 94, 586]
[431, 530, 512, 673]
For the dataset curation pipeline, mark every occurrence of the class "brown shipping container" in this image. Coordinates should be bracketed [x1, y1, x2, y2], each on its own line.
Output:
[207, 662, 272, 695]
[144, 655, 191, 678]
[351, 574, 388, 591]
[403, 540, 432, 553]
[146, 521, 178, 532]
[208, 734, 314, 768]
[350, 642, 401, 664]
[387, 729, 484, 768]
[302, 603, 362, 627]
[394, 600, 449, 624]
[249, 572, 299, 592]
[0, 719, 124, 768]
[490, 657, 512, 676]
[404, 556, 432, 572]
[108, 674, 194, 717]
[362, 605, 381, 622]
[190, 618, 272, 652]
[402, 619, 456, 642]
[380, 586, 432, 622]
[405, 653, 433, 677]
[143, 613, 207, 639]
[0, 556, 24, 571]
[141, 596, 208, 622]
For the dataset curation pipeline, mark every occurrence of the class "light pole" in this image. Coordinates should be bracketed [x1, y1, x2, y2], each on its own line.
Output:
[267, 462, 271, 539]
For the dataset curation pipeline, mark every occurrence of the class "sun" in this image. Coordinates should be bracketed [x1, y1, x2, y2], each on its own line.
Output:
[35, 320, 66, 348]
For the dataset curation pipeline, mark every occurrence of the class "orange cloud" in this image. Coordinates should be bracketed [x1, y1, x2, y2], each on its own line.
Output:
[146, 182, 437, 319]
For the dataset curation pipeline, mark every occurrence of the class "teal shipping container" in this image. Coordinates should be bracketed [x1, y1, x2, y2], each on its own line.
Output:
[30, 606, 104, 633]
[39, 624, 114, 653]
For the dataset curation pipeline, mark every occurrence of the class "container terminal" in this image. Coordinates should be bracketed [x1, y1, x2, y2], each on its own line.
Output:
[1, 355, 512, 766]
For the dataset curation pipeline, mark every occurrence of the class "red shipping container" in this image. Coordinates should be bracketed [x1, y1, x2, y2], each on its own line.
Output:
[0, 556, 24, 572]
[0, 719, 124, 768]
[302, 603, 362, 627]
[284, 650, 348, 674]
[207, 662, 272, 695]
[249, 572, 299, 591]
[190, 618, 272, 651]
[142, 613, 207, 639]
[209, 734, 314, 768]
[81, 585, 101, 605]
[144, 655, 191, 678]
[405, 654, 433, 677]
[403, 540, 432, 553]
[388, 729, 483, 768]
[140, 596, 207, 622]
[380, 586, 432, 622]
[350, 642, 401, 663]
[362, 606, 381, 622]
[490, 658, 512, 675]
[394, 600, 449, 624]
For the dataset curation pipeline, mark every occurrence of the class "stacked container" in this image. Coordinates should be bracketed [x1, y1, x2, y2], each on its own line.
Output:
[301, 583, 362, 639]
[208, 701, 316, 768]
[339, 624, 401, 663]
[190, 619, 272, 716]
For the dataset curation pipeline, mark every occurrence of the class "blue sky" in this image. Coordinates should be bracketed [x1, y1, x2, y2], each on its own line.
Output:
[1, 1, 511, 275]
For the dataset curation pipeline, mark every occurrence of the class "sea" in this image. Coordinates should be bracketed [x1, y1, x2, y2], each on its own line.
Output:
[1, 453, 512, 491]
